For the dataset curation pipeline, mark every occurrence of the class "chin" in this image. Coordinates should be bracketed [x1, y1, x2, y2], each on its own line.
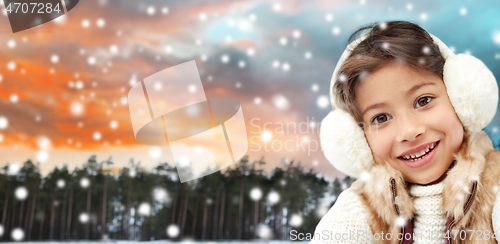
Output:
[407, 172, 442, 185]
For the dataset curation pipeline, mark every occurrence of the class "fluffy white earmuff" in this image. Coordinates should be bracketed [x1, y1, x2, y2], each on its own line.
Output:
[320, 30, 498, 178]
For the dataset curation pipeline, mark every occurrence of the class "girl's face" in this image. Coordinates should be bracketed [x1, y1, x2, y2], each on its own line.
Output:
[355, 62, 464, 185]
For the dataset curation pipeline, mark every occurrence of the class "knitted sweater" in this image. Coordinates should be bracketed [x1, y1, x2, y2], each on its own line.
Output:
[310, 183, 500, 244]
[409, 181, 446, 244]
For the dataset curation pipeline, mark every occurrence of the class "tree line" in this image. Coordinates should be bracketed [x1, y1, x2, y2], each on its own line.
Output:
[0, 155, 355, 241]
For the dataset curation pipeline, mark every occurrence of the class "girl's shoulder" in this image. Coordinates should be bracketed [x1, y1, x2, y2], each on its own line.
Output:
[310, 187, 373, 244]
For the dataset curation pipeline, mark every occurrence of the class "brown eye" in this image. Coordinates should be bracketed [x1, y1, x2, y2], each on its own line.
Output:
[371, 114, 391, 124]
[416, 96, 433, 108]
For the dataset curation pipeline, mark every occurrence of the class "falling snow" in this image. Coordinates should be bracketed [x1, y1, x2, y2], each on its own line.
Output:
[80, 177, 90, 188]
[57, 179, 66, 188]
[11, 228, 24, 241]
[15, 186, 28, 200]
[221, 54, 230, 63]
[82, 19, 90, 28]
[317, 95, 329, 108]
[150, 147, 162, 159]
[332, 26, 341, 35]
[325, 13, 334, 22]
[0, 116, 8, 129]
[37, 150, 49, 163]
[289, 214, 303, 227]
[138, 202, 151, 216]
[166, 224, 180, 238]
[79, 213, 89, 223]
[257, 224, 272, 239]
[249, 187, 262, 201]
[8, 162, 20, 175]
[267, 191, 280, 204]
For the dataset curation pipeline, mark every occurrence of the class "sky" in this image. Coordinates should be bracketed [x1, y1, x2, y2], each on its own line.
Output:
[0, 0, 500, 181]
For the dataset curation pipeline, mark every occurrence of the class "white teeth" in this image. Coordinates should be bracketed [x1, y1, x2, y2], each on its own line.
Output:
[402, 142, 437, 161]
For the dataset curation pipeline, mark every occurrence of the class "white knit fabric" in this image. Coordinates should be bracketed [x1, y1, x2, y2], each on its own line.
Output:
[409, 181, 447, 244]
[311, 188, 372, 244]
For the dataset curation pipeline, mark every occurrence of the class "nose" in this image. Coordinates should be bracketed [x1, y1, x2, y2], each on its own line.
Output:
[396, 112, 426, 142]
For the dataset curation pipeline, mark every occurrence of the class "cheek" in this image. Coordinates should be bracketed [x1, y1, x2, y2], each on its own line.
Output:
[365, 131, 393, 161]
[427, 104, 464, 146]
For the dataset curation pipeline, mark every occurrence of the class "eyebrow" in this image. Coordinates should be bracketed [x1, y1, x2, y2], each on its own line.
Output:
[360, 82, 436, 119]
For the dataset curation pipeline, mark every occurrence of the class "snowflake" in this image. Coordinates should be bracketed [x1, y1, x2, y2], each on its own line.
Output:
[199, 12, 207, 21]
[254, 97, 261, 105]
[166, 224, 180, 238]
[420, 13, 428, 21]
[109, 45, 118, 54]
[221, 54, 230, 63]
[279, 37, 288, 46]
[267, 191, 280, 204]
[272, 3, 281, 12]
[82, 19, 90, 28]
[146, 6, 155, 15]
[289, 214, 303, 227]
[325, 13, 334, 22]
[250, 187, 263, 201]
[379, 22, 387, 30]
[459, 7, 467, 16]
[93, 132, 102, 141]
[272, 60, 280, 68]
[162, 7, 169, 14]
[282, 62, 290, 71]
[138, 202, 151, 216]
[150, 147, 161, 159]
[338, 74, 347, 83]
[396, 216, 407, 227]
[273, 94, 289, 110]
[257, 224, 272, 239]
[51, 54, 59, 63]
[79, 213, 89, 223]
[11, 228, 24, 241]
[292, 29, 301, 39]
[10, 94, 18, 103]
[332, 26, 341, 36]
[37, 150, 49, 163]
[110, 121, 118, 129]
[381, 42, 389, 50]
[15, 186, 28, 200]
[87, 56, 96, 65]
[7, 61, 16, 70]
[492, 30, 500, 46]
[359, 171, 372, 182]
[96, 18, 105, 27]
[406, 3, 413, 11]
[246, 48, 255, 56]
[7, 40, 15, 49]
[248, 13, 257, 22]
[317, 95, 329, 108]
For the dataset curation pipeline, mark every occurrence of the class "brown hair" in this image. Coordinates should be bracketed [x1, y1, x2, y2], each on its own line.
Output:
[334, 21, 445, 125]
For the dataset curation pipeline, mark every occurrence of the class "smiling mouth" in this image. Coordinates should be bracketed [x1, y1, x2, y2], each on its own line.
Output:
[398, 141, 439, 162]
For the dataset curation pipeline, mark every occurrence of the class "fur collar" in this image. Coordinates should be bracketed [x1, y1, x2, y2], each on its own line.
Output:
[350, 130, 496, 238]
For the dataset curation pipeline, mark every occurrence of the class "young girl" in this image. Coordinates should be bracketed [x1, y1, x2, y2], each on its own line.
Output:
[313, 21, 500, 243]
